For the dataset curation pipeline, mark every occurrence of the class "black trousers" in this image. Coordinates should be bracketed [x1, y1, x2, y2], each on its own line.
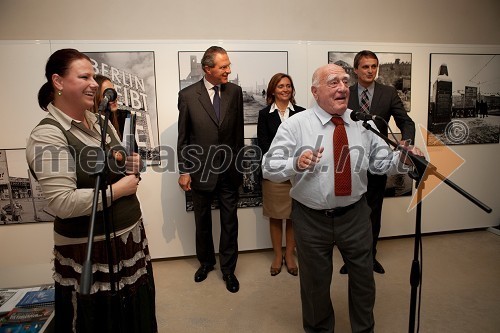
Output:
[366, 172, 387, 259]
[191, 172, 239, 275]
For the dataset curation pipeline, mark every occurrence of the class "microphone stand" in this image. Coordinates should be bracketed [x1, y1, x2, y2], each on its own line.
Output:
[359, 120, 492, 333]
[79, 102, 123, 332]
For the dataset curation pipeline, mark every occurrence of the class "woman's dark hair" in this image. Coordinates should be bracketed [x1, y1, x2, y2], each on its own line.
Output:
[38, 48, 91, 111]
[92, 74, 121, 138]
[266, 73, 296, 105]
[92, 74, 112, 114]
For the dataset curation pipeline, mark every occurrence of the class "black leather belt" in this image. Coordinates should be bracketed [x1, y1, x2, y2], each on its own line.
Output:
[297, 198, 361, 218]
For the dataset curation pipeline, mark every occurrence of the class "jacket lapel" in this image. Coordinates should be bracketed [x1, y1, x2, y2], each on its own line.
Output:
[219, 84, 229, 124]
[269, 108, 281, 128]
[197, 80, 219, 125]
[370, 82, 382, 114]
[350, 84, 360, 111]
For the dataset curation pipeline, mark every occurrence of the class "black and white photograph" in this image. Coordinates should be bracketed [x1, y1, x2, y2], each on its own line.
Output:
[0, 149, 52, 225]
[83, 51, 160, 163]
[178, 51, 288, 124]
[427, 53, 500, 146]
[328, 51, 412, 112]
[184, 138, 263, 211]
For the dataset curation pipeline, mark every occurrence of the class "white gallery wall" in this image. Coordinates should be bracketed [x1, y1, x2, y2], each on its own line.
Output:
[0, 0, 499, 287]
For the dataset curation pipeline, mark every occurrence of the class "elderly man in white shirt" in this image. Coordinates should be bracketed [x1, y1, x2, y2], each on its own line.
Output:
[262, 64, 422, 333]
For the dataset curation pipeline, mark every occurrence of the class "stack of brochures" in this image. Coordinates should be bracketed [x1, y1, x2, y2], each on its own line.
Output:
[0, 285, 55, 333]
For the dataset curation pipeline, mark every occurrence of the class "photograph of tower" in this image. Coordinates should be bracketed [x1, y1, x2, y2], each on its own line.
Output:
[428, 53, 500, 145]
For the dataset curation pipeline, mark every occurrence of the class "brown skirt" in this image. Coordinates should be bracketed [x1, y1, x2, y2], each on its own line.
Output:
[262, 179, 293, 219]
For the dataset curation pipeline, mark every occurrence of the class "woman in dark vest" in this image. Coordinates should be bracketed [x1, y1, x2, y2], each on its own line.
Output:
[26, 48, 157, 333]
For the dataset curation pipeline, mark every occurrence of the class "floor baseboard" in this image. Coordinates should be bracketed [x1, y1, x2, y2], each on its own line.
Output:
[487, 226, 500, 236]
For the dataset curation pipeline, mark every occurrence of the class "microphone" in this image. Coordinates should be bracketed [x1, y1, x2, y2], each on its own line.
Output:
[350, 111, 378, 122]
[98, 88, 117, 111]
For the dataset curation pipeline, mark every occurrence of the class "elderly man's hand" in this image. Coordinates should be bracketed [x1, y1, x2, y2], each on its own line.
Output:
[297, 147, 324, 171]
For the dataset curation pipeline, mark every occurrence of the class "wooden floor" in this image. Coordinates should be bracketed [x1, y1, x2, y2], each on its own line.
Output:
[152, 229, 500, 332]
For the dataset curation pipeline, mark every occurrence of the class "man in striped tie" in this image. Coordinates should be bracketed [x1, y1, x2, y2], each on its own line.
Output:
[339, 50, 416, 276]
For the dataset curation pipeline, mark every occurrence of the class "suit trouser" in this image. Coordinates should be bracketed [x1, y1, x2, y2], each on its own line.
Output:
[191, 173, 239, 275]
[366, 172, 387, 259]
[292, 197, 375, 333]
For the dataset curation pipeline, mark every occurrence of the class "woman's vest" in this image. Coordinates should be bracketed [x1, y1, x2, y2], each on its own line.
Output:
[35, 118, 141, 238]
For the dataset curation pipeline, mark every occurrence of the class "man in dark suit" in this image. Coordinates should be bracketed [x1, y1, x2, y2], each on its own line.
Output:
[177, 46, 244, 293]
[340, 50, 415, 275]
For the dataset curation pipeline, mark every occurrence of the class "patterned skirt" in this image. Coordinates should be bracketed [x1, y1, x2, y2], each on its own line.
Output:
[53, 220, 157, 333]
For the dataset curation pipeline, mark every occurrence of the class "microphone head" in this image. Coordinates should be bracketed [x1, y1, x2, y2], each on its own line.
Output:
[350, 111, 375, 122]
[350, 111, 360, 122]
[102, 88, 117, 102]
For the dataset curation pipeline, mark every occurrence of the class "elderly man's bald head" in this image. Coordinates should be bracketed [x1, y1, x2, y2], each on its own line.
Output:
[311, 64, 350, 116]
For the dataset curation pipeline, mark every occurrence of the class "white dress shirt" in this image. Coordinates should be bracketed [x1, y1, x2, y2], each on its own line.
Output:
[262, 104, 408, 210]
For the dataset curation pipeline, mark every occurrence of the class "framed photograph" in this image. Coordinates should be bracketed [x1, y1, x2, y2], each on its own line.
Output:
[184, 138, 263, 211]
[427, 53, 500, 146]
[83, 51, 160, 164]
[0, 149, 53, 225]
[178, 51, 288, 124]
[328, 51, 412, 112]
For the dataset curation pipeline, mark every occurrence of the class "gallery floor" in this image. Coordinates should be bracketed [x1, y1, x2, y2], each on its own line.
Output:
[152, 229, 500, 332]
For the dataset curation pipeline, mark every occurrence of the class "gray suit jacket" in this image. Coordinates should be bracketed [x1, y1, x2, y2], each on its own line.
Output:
[348, 82, 415, 144]
[177, 79, 244, 191]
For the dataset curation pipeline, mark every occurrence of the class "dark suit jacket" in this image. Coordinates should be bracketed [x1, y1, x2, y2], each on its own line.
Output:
[177, 79, 244, 191]
[257, 104, 306, 155]
[348, 82, 415, 144]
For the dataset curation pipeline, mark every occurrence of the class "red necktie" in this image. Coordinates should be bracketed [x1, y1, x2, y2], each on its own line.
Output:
[331, 117, 352, 196]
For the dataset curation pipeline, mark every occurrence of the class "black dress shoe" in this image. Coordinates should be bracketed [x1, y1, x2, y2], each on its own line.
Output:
[223, 273, 240, 293]
[373, 259, 385, 274]
[339, 264, 348, 274]
[194, 265, 214, 282]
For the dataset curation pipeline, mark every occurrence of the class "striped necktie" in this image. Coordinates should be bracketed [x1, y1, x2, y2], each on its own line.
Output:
[360, 89, 370, 113]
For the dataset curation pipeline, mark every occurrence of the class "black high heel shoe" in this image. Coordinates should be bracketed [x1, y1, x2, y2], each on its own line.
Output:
[283, 256, 298, 276]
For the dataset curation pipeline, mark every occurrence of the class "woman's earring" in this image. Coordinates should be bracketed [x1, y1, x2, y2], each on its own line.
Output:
[57, 90, 62, 96]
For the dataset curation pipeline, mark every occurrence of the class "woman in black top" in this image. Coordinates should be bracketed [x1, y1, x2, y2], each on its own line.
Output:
[257, 73, 305, 276]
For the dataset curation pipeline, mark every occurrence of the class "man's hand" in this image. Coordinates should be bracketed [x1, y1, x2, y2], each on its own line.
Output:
[297, 147, 324, 171]
[178, 174, 192, 191]
[399, 141, 424, 165]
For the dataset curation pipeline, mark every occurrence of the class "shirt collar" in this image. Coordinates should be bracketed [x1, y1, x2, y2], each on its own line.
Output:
[47, 103, 99, 131]
[269, 102, 295, 113]
[312, 104, 354, 126]
[203, 77, 218, 91]
[358, 83, 375, 97]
